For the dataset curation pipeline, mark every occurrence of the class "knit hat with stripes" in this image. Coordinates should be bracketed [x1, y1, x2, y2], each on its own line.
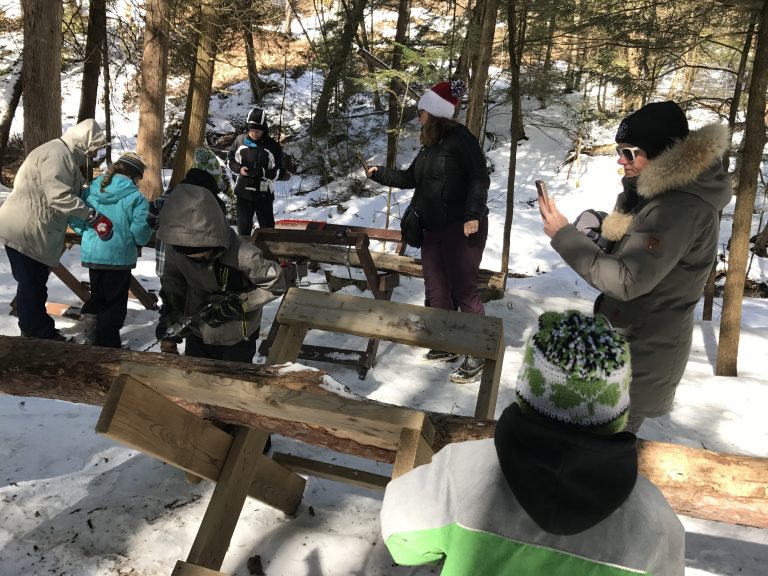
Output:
[516, 311, 631, 435]
[115, 152, 146, 178]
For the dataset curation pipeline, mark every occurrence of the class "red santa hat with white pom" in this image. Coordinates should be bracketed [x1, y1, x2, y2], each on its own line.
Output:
[417, 79, 466, 119]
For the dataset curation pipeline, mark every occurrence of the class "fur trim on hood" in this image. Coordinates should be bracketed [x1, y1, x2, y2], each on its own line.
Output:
[602, 123, 730, 242]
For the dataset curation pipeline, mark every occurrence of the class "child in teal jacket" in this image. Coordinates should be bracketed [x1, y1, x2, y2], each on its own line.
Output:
[71, 152, 152, 347]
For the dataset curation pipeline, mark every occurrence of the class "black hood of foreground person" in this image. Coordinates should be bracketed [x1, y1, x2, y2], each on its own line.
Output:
[494, 403, 639, 536]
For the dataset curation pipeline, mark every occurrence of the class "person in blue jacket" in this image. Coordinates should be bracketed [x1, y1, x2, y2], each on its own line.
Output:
[70, 152, 152, 348]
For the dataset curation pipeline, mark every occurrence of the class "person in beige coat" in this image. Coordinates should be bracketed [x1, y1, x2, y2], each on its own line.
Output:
[0, 119, 109, 340]
[539, 102, 732, 433]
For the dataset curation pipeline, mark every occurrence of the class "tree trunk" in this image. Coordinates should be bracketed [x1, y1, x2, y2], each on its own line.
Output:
[703, 14, 755, 321]
[537, 11, 556, 108]
[77, 0, 106, 123]
[242, 20, 270, 103]
[0, 57, 22, 181]
[101, 34, 112, 169]
[170, 0, 219, 186]
[501, 0, 528, 275]
[454, 1, 480, 86]
[137, 0, 173, 201]
[717, 3, 768, 376]
[22, 0, 62, 153]
[358, 17, 382, 111]
[1, 334, 767, 529]
[724, 14, 756, 176]
[311, 0, 368, 136]
[465, 0, 498, 143]
[385, 0, 409, 168]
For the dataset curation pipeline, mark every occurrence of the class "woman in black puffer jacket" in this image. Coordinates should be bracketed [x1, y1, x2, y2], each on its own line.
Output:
[368, 80, 490, 383]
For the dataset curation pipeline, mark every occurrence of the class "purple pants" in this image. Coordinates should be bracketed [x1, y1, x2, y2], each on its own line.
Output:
[421, 217, 488, 316]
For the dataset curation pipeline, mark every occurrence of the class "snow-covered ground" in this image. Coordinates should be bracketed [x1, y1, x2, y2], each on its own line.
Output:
[1, 27, 767, 576]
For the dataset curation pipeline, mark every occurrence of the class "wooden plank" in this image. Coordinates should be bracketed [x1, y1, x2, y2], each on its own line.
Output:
[378, 272, 400, 293]
[128, 275, 159, 310]
[266, 324, 308, 364]
[275, 288, 503, 359]
[120, 362, 432, 451]
[96, 374, 234, 477]
[264, 240, 424, 276]
[262, 241, 506, 294]
[172, 560, 228, 576]
[474, 327, 506, 419]
[391, 428, 434, 479]
[272, 452, 390, 491]
[297, 344, 366, 367]
[186, 427, 267, 570]
[63, 229, 496, 294]
[51, 263, 91, 302]
[354, 235, 383, 299]
[96, 374, 304, 514]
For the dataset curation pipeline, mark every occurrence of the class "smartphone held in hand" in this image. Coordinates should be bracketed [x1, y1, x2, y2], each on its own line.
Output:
[535, 180, 550, 211]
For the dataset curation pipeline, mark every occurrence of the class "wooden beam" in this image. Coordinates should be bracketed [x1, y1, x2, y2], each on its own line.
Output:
[474, 329, 506, 419]
[51, 263, 91, 302]
[265, 240, 423, 276]
[96, 374, 304, 515]
[3, 335, 768, 529]
[266, 323, 308, 365]
[128, 275, 159, 310]
[172, 561, 227, 576]
[638, 440, 768, 529]
[391, 428, 434, 480]
[274, 288, 504, 360]
[272, 452, 390, 491]
[186, 426, 268, 570]
[120, 361, 433, 452]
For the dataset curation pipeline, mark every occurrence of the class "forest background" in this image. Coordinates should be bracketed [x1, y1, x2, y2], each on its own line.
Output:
[4, 0, 768, 374]
[0, 1, 767, 574]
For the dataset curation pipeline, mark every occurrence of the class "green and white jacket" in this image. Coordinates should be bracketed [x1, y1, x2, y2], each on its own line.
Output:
[381, 404, 684, 575]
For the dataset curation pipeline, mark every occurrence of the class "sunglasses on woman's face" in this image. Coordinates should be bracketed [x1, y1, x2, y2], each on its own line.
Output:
[616, 146, 642, 162]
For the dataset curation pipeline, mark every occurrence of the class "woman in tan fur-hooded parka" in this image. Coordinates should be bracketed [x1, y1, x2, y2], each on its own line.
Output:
[539, 101, 732, 434]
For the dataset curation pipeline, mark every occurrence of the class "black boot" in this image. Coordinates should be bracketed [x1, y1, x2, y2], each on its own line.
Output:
[450, 356, 485, 383]
[424, 349, 460, 362]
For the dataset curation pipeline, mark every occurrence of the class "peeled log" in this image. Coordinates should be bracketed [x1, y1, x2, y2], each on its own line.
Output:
[1, 335, 767, 528]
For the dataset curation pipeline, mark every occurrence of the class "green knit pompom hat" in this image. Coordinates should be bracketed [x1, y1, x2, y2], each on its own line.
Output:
[192, 147, 230, 194]
[516, 310, 631, 435]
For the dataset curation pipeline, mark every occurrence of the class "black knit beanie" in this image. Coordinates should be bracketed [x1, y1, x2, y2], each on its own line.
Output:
[615, 101, 689, 159]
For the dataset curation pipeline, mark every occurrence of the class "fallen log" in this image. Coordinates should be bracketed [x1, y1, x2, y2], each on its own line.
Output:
[1, 335, 766, 528]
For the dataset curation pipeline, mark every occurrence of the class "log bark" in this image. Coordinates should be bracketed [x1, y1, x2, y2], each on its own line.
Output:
[2, 335, 766, 528]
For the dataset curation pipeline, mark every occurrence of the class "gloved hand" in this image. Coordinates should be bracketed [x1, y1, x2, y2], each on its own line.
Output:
[86, 209, 113, 241]
[201, 294, 244, 328]
[574, 209, 607, 244]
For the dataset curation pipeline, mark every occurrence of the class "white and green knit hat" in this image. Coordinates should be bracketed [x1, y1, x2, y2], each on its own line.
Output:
[516, 310, 631, 435]
[192, 147, 231, 195]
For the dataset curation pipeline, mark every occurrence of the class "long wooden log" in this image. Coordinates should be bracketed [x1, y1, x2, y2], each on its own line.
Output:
[1, 335, 766, 528]
[64, 232, 506, 298]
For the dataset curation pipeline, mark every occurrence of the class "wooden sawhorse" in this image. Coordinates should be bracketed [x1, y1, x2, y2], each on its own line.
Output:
[266, 287, 505, 420]
[96, 362, 437, 576]
[253, 227, 402, 378]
